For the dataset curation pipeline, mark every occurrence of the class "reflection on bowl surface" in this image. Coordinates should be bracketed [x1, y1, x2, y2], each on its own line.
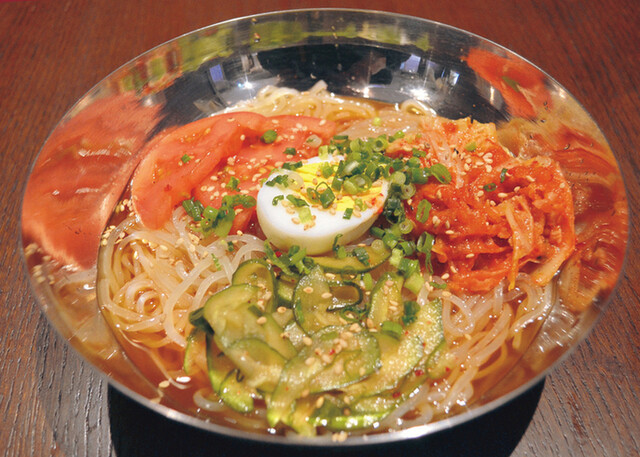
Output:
[21, 9, 628, 445]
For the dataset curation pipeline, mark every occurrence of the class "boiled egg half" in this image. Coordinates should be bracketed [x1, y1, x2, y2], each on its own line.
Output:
[257, 156, 388, 255]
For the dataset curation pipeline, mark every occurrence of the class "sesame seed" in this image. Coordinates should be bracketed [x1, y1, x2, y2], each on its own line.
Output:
[305, 356, 316, 366]
[526, 175, 535, 182]
[256, 316, 267, 325]
[497, 192, 508, 198]
[445, 229, 455, 235]
[321, 292, 332, 299]
[466, 253, 475, 258]
[303, 337, 313, 346]
[441, 273, 450, 280]
[303, 286, 314, 294]
[158, 380, 170, 389]
[316, 396, 325, 408]
[277, 306, 287, 314]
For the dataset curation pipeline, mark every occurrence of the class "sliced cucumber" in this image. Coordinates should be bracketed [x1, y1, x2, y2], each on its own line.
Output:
[293, 266, 364, 334]
[203, 284, 296, 359]
[275, 276, 296, 307]
[183, 328, 206, 375]
[225, 338, 287, 392]
[267, 325, 380, 427]
[219, 368, 255, 413]
[232, 259, 276, 312]
[310, 396, 390, 431]
[310, 245, 391, 274]
[341, 332, 423, 398]
[426, 340, 456, 379]
[205, 334, 235, 393]
[407, 298, 444, 362]
[368, 272, 403, 327]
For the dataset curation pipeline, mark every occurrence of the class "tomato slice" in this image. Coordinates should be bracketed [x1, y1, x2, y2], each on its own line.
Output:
[132, 112, 336, 232]
[192, 115, 336, 233]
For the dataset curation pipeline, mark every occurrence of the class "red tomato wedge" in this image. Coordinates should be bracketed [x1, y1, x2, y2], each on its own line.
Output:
[22, 95, 159, 270]
[132, 112, 336, 231]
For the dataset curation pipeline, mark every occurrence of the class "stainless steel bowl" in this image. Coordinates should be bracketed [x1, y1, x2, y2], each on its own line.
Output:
[20, 8, 628, 446]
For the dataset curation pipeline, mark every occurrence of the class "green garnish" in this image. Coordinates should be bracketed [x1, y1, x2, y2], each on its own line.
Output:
[483, 183, 497, 192]
[343, 208, 354, 220]
[286, 194, 308, 207]
[282, 161, 303, 170]
[464, 141, 477, 152]
[272, 195, 284, 206]
[402, 301, 419, 325]
[416, 200, 431, 223]
[284, 147, 296, 156]
[261, 129, 278, 143]
[430, 281, 447, 290]
[266, 175, 290, 188]
[226, 176, 239, 190]
[352, 246, 370, 266]
[430, 164, 452, 184]
[500, 168, 508, 183]
[181, 154, 192, 164]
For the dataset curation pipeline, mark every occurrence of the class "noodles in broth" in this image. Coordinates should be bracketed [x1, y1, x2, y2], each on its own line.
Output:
[97, 82, 569, 438]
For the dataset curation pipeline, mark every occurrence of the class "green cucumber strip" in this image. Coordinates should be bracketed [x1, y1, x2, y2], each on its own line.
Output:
[368, 272, 404, 327]
[426, 340, 456, 379]
[219, 369, 255, 413]
[183, 328, 205, 375]
[341, 332, 423, 398]
[310, 396, 389, 431]
[232, 259, 277, 312]
[225, 338, 287, 393]
[407, 298, 444, 363]
[275, 277, 296, 307]
[205, 333, 235, 393]
[310, 245, 391, 274]
[293, 266, 345, 334]
[267, 325, 380, 427]
[203, 284, 296, 359]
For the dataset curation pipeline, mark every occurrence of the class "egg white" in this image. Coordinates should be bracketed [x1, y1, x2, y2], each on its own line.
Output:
[256, 157, 388, 255]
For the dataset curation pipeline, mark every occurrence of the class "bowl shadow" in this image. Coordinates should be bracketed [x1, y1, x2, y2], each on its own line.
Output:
[108, 380, 544, 457]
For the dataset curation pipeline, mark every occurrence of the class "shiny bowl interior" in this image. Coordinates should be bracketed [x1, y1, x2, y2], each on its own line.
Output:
[20, 8, 628, 446]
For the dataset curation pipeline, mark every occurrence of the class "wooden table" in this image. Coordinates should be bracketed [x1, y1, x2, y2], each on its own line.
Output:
[2, 1, 638, 455]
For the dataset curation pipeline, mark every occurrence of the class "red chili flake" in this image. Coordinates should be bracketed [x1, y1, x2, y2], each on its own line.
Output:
[414, 369, 425, 376]
[392, 391, 402, 398]
[329, 349, 336, 355]
[445, 367, 451, 372]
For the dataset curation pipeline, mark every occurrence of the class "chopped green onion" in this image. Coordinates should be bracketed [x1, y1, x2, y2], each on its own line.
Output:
[282, 161, 303, 170]
[352, 246, 370, 266]
[266, 175, 290, 188]
[272, 195, 284, 206]
[286, 194, 308, 207]
[343, 208, 354, 219]
[182, 198, 204, 221]
[483, 182, 497, 192]
[284, 147, 296, 155]
[261, 129, 278, 143]
[416, 200, 431, 223]
[430, 281, 447, 290]
[464, 141, 477, 152]
[412, 148, 427, 158]
[362, 272, 374, 290]
[181, 154, 191, 163]
[318, 186, 335, 208]
[430, 164, 452, 184]
[404, 271, 424, 294]
[402, 301, 419, 325]
[226, 176, 239, 190]
[372, 117, 382, 127]
[227, 241, 235, 252]
[500, 168, 508, 183]
[298, 206, 312, 223]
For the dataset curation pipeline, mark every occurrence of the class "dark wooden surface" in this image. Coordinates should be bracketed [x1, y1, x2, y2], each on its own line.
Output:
[1, 1, 639, 456]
